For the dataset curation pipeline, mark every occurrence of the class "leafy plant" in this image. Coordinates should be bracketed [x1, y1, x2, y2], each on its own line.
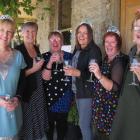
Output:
[0, 0, 50, 18]
[0, 0, 50, 44]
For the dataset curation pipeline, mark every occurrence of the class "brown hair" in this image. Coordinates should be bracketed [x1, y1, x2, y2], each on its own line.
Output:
[75, 23, 94, 48]
[103, 32, 122, 50]
[48, 31, 64, 45]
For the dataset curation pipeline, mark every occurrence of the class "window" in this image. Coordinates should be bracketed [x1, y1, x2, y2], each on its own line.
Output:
[58, 0, 72, 46]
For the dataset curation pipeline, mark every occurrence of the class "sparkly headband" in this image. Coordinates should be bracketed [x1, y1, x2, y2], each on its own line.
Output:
[80, 18, 93, 28]
[0, 15, 13, 21]
[107, 25, 120, 36]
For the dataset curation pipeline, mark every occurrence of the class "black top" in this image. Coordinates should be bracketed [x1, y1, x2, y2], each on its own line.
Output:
[15, 43, 41, 102]
[74, 40, 102, 98]
[42, 51, 74, 111]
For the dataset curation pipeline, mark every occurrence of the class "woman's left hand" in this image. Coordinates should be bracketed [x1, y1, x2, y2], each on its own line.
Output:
[63, 66, 80, 77]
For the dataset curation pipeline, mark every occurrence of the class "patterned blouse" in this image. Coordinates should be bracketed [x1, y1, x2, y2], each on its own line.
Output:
[92, 53, 128, 135]
[43, 51, 74, 113]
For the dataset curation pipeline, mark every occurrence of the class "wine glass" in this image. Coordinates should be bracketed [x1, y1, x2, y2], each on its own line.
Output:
[53, 52, 61, 72]
[35, 54, 44, 62]
[129, 56, 140, 86]
[63, 60, 71, 82]
[87, 59, 96, 82]
[5, 95, 14, 119]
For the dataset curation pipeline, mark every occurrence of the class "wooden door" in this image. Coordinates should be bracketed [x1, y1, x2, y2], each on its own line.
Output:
[121, 0, 140, 53]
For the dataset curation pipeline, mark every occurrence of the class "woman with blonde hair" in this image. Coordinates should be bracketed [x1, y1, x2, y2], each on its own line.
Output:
[16, 22, 48, 140]
[110, 10, 140, 140]
[0, 15, 26, 139]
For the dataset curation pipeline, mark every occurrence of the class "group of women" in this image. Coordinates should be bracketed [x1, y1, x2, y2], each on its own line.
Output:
[0, 9, 140, 140]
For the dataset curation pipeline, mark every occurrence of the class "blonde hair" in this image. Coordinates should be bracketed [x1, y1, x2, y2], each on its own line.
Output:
[132, 10, 140, 30]
[0, 18, 16, 33]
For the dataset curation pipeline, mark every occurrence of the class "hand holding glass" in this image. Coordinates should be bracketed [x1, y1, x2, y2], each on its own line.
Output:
[129, 57, 140, 86]
[53, 52, 62, 72]
[63, 60, 71, 82]
[87, 59, 96, 82]
[35, 54, 44, 62]
[5, 95, 14, 119]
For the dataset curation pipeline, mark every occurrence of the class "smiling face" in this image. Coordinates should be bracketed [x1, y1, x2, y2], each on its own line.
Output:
[104, 35, 119, 58]
[0, 22, 14, 47]
[133, 19, 140, 46]
[21, 26, 37, 45]
[76, 25, 90, 49]
[49, 34, 62, 53]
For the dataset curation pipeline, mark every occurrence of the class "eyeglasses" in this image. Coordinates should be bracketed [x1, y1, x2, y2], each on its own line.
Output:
[49, 37, 61, 42]
[133, 26, 140, 32]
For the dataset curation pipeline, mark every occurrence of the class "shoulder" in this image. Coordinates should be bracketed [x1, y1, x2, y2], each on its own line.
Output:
[13, 49, 26, 68]
[89, 42, 101, 54]
[112, 52, 129, 67]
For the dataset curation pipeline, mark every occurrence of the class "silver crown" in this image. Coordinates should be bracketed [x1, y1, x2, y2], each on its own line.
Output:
[0, 15, 13, 21]
[80, 18, 93, 28]
[107, 25, 120, 35]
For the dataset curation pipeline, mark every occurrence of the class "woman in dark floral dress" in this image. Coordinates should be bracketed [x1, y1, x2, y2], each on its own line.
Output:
[89, 29, 129, 140]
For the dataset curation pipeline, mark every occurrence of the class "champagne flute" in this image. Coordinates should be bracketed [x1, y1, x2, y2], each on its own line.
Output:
[129, 56, 140, 86]
[63, 60, 71, 82]
[35, 53, 44, 62]
[53, 52, 61, 72]
[87, 59, 96, 82]
[5, 95, 14, 119]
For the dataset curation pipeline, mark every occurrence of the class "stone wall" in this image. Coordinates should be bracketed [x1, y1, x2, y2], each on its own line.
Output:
[34, 0, 51, 53]
[34, 0, 120, 53]
[71, 0, 120, 53]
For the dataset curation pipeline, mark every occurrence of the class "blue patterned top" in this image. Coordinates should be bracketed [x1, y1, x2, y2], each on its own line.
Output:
[43, 51, 74, 112]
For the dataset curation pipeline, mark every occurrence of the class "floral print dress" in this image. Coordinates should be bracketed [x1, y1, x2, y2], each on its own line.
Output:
[92, 53, 128, 136]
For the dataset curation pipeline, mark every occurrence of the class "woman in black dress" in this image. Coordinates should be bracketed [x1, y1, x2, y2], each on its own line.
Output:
[16, 22, 48, 140]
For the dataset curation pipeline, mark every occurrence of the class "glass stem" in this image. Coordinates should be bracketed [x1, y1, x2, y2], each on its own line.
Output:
[55, 62, 58, 70]
[90, 73, 93, 81]
[132, 72, 136, 83]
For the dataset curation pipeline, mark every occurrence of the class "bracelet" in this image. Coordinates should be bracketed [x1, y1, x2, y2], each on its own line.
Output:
[45, 67, 52, 70]
[98, 75, 102, 81]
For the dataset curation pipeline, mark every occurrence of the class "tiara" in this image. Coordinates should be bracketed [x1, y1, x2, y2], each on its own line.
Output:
[107, 25, 120, 35]
[80, 18, 93, 28]
[0, 15, 13, 21]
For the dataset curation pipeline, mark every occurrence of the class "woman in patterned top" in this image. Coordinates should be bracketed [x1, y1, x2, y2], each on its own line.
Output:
[89, 29, 128, 140]
[42, 31, 73, 140]
[16, 22, 48, 140]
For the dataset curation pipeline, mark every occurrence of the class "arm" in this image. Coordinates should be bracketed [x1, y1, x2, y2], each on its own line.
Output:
[130, 63, 140, 81]
[42, 52, 61, 80]
[89, 59, 125, 91]
[26, 59, 44, 77]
